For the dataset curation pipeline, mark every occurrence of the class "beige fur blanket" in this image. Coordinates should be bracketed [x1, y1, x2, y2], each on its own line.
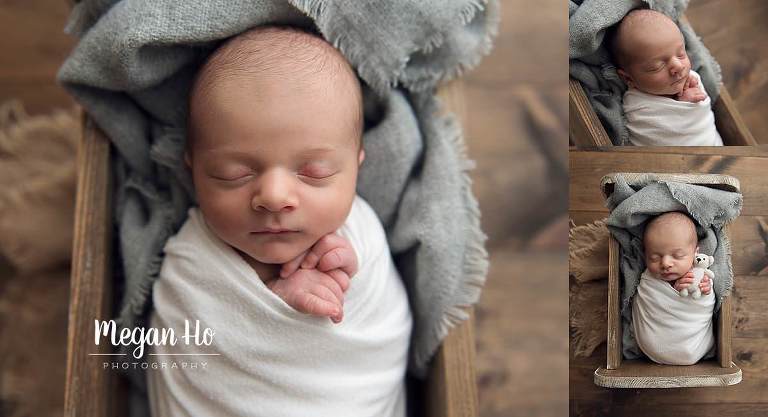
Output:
[569, 218, 609, 357]
[0, 101, 79, 274]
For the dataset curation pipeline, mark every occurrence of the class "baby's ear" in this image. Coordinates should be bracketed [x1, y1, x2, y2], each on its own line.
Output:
[358, 149, 365, 166]
[617, 68, 634, 88]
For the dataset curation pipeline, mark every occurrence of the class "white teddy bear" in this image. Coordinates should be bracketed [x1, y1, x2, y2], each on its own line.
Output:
[679, 253, 715, 299]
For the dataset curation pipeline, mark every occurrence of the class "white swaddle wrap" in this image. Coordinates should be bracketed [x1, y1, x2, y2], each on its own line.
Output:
[147, 196, 412, 417]
[623, 71, 724, 146]
[632, 269, 715, 365]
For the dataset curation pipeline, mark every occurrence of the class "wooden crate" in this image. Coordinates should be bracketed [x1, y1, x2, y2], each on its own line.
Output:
[569, 78, 757, 147]
[64, 81, 480, 416]
[569, 16, 757, 147]
[593, 173, 742, 388]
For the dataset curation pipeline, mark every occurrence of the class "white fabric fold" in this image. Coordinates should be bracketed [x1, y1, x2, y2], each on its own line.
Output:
[624, 71, 724, 146]
[147, 196, 412, 417]
[632, 269, 715, 365]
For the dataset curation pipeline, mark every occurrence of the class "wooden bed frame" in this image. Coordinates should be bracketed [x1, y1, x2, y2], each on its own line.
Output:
[64, 80, 480, 416]
[569, 78, 757, 147]
[594, 175, 742, 388]
[570, 15, 756, 147]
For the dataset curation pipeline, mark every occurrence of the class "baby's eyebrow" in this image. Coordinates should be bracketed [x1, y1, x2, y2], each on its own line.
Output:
[203, 151, 259, 166]
[646, 44, 686, 62]
[298, 146, 337, 159]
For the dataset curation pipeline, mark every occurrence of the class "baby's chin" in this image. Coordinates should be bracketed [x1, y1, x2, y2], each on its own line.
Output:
[654, 271, 682, 281]
[240, 242, 311, 265]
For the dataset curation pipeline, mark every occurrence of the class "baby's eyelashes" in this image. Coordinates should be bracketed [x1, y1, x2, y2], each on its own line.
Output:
[298, 163, 337, 179]
[206, 165, 254, 181]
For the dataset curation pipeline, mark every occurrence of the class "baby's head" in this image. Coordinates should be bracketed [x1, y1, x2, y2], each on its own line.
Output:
[643, 212, 699, 281]
[186, 26, 364, 265]
[609, 9, 691, 96]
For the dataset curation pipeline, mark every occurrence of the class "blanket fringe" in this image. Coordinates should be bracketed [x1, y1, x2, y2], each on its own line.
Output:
[410, 93, 489, 376]
[289, 0, 498, 94]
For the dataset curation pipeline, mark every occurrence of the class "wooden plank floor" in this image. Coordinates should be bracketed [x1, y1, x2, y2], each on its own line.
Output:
[0, 1, 74, 114]
[687, 0, 768, 143]
[569, 147, 768, 416]
[464, 0, 568, 416]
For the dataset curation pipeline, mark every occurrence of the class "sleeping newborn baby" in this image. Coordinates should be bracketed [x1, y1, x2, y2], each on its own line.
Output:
[632, 212, 715, 365]
[610, 9, 724, 146]
[147, 26, 412, 417]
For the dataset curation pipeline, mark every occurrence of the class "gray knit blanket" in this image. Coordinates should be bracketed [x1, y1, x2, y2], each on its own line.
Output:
[569, 0, 722, 145]
[58, 0, 496, 381]
[604, 174, 742, 359]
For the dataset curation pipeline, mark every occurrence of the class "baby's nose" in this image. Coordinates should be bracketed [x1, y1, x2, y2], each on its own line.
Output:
[252, 170, 298, 212]
[669, 58, 685, 75]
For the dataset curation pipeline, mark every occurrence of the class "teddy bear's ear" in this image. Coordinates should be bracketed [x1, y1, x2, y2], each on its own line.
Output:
[708, 255, 715, 265]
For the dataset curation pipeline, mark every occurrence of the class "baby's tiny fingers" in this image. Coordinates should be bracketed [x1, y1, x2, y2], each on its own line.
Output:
[300, 249, 322, 270]
[281, 250, 308, 278]
[330, 309, 344, 324]
[674, 278, 692, 291]
[326, 269, 351, 292]
[296, 292, 338, 318]
[304, 288, 342, 318]
[313, 273, 344, 306]
[318, 247, 358, 276]
[301, 234, 348, 270]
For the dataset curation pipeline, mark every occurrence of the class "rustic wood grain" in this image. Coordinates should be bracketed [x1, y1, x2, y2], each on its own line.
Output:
[426, 309, 479, 417]
[64, 117, 114, 417]
[426, 80, 480, 417]
[595, 360, 741, 388]
[570, 150, 768, 216]
[687, 0, 768, 143]
[568, 79, 612, 147]
[574, 338, 768, 405]
[712, 87, 758, 145]
[572, 402, 768, 417]
[606, 236, 621, 370]
[0, 3, 74, 114]
[719, 296, 733, 367]
[574, 146, 767, 156]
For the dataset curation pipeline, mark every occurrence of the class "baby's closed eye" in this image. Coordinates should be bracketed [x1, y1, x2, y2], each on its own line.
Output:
[298, 163, 336, 179]
[210, 168, 253, 181]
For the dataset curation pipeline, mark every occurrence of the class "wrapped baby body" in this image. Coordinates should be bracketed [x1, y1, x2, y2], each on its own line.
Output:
[147, 196, 413, 417]
[624, 71, 724, 146]
[632, 269, 715, 365]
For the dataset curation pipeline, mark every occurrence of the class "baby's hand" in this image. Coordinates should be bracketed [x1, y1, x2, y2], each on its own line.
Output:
[280, 233, 358, 291]
[677, 75, 707, 103]
[673, 272, 712, 295]
[276, 233, 358, 323]
[267, 268, 345, 323]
